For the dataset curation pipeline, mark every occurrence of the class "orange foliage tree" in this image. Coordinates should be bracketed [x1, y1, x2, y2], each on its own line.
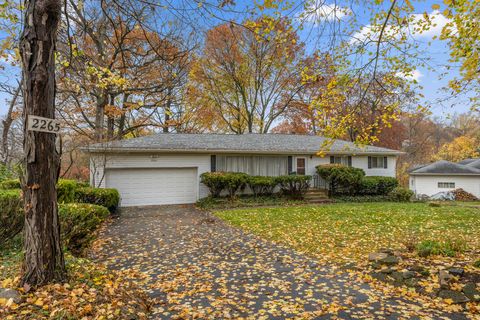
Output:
[187, 17, 307, 134]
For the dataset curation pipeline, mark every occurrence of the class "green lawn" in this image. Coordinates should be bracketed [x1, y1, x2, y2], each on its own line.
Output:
[215, 202, 480, 264]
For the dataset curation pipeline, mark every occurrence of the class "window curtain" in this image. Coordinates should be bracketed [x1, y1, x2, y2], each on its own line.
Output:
[216, 156, 288, 176]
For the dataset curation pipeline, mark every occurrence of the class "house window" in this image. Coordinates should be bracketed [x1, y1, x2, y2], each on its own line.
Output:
[330, 156, 352, 166]
[216, 155, 288, 176]
[438, 182, 455, 188]
[296, 158, 306, 175]
[368, 156, 387, 169]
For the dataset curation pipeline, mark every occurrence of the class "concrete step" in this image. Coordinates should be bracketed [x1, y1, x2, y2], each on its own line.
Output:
[307, 199, 334, 204]
[306, 190, 328, 195]
[304, 194, 329, 199]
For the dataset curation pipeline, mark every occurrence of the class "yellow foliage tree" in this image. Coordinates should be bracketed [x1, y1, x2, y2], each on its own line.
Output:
[433, 136, 480, 162]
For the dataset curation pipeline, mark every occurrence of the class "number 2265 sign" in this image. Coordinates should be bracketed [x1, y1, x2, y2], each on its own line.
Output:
[27, 115, 61, 134]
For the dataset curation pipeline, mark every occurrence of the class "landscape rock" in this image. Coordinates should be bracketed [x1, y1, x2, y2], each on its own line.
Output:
[380, 255, 401, 266]
[410, 265, 430, 276]
[438, 270, 454, 289]
[447, 267, 464, 277]
[0, 288, 21, 304]
[368, 252, 389, 262]
[404, 278, 418, 287]
[438, 290, 470, 304]
[368, 251, 401, 266]
[402, 271, 416, 279]
[371, 272, 389, 282]
[462, 283, 480, 302]
[391, 271, 404, 282]
[379, 268, 393, 274]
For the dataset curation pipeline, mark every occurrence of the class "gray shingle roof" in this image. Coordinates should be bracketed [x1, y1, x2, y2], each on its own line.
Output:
[466, 159, 480, 169]
[458, 158, 478, 165]
[85, 133, 402, 155]
[410, 160, 480, 175]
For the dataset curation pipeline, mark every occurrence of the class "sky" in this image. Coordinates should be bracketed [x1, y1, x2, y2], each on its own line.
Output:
[0, 0, 475, 120]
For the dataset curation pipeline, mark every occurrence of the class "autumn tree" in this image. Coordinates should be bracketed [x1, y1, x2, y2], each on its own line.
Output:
[0, 0, 22, 165]
[440, 0, 479, 109]
[433, 136, 480, 162]
[187, 17, 306, 134]
[57, 0, 193, 142]
[20, 0, 66, 286]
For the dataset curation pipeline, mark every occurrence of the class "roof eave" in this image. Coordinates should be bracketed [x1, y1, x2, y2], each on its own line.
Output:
[82, 147, 403, 156]
[409, 172, 480, 176]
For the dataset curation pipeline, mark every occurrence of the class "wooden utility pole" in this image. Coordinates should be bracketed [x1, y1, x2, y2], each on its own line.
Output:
[20, 0, 66, 286]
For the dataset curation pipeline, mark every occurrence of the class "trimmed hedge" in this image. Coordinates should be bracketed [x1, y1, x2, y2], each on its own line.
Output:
[201, 172, 313, 199]
[57, 179, 79, 203]
[316, 164, 365, 195]
[247, 176, 277, 197]
[224, 172, 248, 198]
[59, 203, 110, 255]
[0, 191, 110, 254]
[0, 179, 21, 190]
[75, 187, 120, 213]
[200, 172, 249, 198]
[389, 186, 414, 202]
[0, 189, 23, 245]
[200, 172, 229, 197]
[359, 176, 398, 195]
[275, 175, 311, 198]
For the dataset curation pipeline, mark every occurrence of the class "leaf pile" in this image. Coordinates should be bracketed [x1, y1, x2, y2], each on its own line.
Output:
[0, 255, 151, 320]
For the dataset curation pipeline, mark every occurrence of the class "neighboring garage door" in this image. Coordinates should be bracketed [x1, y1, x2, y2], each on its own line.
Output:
[105, 168, 197, 206]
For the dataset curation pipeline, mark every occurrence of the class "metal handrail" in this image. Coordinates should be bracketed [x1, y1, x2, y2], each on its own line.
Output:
[312, 174, 329, 190]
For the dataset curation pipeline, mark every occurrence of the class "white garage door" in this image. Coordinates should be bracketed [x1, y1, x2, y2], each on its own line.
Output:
[106, 168, 197, 206]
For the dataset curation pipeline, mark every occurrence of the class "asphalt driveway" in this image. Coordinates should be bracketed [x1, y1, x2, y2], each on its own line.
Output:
[91, 205, 467, 319]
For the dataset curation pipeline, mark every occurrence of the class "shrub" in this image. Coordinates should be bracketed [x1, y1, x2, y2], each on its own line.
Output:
[201, 172, 248, 198]
[316, 164, 365, 195]
[359, 176, 398, 195]
[223, 172, 248, 198]
[75, 187, 120, 213]
[59, 203, 110, 255]
[0, 179, 21, 190]
[57, 179, 80, 203]
[416, 239, 466, 257]
[200, 172, 229, 197]
[275, 175, 311, 198]
[474, 260, 480, 268]
[389, 187, 414, 202]
[247, 176, 277, 197]
[0, 164, 16, 182]
[0, 189, 23, 245]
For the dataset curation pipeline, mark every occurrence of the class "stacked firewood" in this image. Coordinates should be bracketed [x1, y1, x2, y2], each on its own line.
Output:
[452, 188, 478, 201]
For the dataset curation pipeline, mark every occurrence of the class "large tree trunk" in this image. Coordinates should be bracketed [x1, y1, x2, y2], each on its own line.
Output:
[20, 0, 66, 286]
[94, 95, 107, 142]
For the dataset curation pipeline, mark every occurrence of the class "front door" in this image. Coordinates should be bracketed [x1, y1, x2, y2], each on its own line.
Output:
[296, 157, 306, 175]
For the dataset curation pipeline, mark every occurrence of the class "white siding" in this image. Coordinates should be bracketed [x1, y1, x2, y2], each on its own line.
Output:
[306, 155, 397, 177]
[410, 175, 480, 198]
[89, 153, 211, 199]
[89, 152, 399, 206]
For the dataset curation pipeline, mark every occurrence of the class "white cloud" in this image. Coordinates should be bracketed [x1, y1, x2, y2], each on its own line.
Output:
[409, 10, 450, 38]
[301, 1, 351, 23]
[350, 10, 451, 45]
[396, 69, 424, 82]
